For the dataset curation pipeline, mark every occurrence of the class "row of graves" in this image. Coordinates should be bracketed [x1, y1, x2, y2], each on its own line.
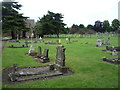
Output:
[3, 45, 73, 83]
[102, 46, 120, 64]
[96, 38, 110, 47]
[44, 38, 78, 45]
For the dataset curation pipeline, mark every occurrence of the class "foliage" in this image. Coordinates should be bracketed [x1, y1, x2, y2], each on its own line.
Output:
[2, 1, 29, 39]
[34, 11, 66, 38]
[103, 20, 110, 32]
[111, 19, 120, 31]
[79, 24, 85, 28]
[87, 24, 93, 29]
[93, 20, 104, 32]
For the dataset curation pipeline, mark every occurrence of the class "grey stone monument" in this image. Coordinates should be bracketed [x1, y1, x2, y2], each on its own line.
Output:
[41, 49, 50, 63]
[37, 46, 42, 57]
[50, 45, 68, 73]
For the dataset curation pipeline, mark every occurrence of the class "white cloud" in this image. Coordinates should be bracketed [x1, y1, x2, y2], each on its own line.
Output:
[16, 0, 119, 27]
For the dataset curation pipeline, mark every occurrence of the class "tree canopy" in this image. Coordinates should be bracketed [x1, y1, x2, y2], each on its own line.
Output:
[34, 11, 66, 37]
[2, 1, 29, 39]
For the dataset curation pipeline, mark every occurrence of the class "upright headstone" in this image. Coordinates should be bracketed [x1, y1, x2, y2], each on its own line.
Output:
[25, 40, 28, 47]
[50, 45, 67, 73]
[28, 33, 37, 56]
[8, 64, 18, 82]
[41, 49, 50, 63]
[102, 40, 105, 45]
[37, 46, 42, 57]
[96, 39, 101, 47]
[105, 37, 110, 45]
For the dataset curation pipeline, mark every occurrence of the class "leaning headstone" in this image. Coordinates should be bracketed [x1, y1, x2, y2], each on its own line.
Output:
[50, 45, 68, 73]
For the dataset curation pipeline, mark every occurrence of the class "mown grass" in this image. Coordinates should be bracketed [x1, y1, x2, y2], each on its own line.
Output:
[2, 34, 119, 88]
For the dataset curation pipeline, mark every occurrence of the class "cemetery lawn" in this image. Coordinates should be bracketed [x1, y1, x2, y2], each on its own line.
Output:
[2, 35, 119, 88]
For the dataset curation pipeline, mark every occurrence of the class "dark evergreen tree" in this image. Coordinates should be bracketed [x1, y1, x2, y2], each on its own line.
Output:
[2, 1, 29, 39]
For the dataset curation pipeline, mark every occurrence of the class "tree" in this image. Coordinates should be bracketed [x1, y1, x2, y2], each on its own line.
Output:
[71, 24, 79, 29]
[111, 19, 120, 31]
[2, 1, 28, 39]
[93, 20, 104, 32]
[34, 11, 66, 37]
[87, 24, 93, 29]
[103, 20, 110, 32]
[79, 24, 85, 28]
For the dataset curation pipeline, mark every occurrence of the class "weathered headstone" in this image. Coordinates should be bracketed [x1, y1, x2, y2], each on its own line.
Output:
[37, 46, 42, 57]
[50, 45, 67, 73]
[28, 33, 37, 56]
[41, 49, 50, 63]
[8, 64, 18, 82]
[105, 37, 110, 45]
[111, 49, 118, 56]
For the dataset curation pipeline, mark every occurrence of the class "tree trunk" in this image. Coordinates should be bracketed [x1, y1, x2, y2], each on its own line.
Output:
[56, 29, 59, 38]
[22, 31, 26, 38]
[11, 31, 16, 39]
[18, 31, 21, 40]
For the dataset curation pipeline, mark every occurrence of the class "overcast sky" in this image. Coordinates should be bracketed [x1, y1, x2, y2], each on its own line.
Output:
[14, 0, 119, 27]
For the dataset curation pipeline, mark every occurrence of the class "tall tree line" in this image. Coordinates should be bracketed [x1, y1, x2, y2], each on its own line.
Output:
[69, 19, 120, 34]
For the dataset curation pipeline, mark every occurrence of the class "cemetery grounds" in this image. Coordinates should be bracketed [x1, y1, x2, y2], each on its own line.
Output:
[2, 34, 119, 88]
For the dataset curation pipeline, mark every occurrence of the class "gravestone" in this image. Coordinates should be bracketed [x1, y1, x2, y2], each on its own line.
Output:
[37, 46, 42, 57]
[28, 33, 37, 56]
[105, 37, 110, 45]
[56, 40, 59, 44]
[111, 49, 118, 56]
[50, 45, 68, 73]
[7, 45, 72, 82]
[102, 57, 120, 64]
[41, 49, 50, 63]
[96, 39, 101, 47]
[102, 40, 105, 45]
[8, 64, 18, 82]
[25, 40, 29, 47]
